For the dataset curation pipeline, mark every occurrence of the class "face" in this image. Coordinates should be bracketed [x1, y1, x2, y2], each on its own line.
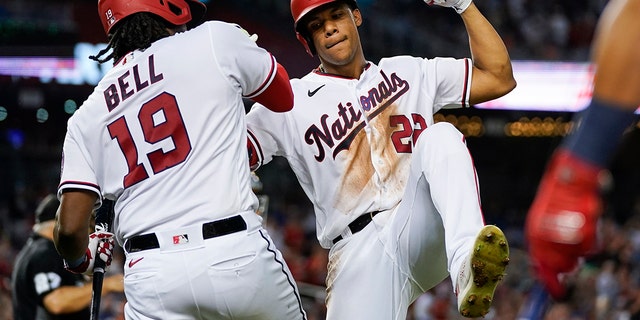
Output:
[303, 3, 363, 70]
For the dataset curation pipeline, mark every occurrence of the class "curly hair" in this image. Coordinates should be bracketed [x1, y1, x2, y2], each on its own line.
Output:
[90, 13, 174, 64]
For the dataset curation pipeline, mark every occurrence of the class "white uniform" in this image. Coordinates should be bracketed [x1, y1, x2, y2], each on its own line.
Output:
[59, 21, 306, 319]
[247, 56, 485, 319]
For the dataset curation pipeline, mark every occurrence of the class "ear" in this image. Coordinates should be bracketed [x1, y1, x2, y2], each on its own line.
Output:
[353, 8, 363, 27]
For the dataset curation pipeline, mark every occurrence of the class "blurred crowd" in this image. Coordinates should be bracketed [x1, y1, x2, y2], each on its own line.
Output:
[230, 0, 607, 62]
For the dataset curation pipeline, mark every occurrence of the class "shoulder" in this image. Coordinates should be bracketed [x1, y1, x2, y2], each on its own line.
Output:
[15, 237, 60, 270]
[379, 55, 424, 66]
[291, 77, 312, 90]
[29, 237, 59, 259]
[66, 101, 95, 132]
[197, 21, 254, 37]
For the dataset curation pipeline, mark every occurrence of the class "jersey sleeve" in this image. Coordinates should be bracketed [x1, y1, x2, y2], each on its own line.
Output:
[425, 57, 472, 112]
[210, 22, 278, 99]
[246, 102, 288, 170]
[58, 116, 101, 201]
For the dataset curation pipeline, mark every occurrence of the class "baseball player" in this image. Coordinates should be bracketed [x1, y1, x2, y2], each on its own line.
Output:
[53, 0, 307, 319]
[12, 194, 124, 320]
[526, 0, 640, 300]
[246, 0, 515, 318]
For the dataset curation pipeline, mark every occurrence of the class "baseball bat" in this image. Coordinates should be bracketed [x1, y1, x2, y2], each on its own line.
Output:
[516, 281, 551, 320]
[90, 199, 115, 320]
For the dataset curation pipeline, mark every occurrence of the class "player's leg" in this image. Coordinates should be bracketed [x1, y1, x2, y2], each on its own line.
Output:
[401, 122, 509, 318]
[324, 212, 416, 320]
[191, 213, 306, 319]
[122, 212, 306, 319]
[246, 228, 308, 319]
[382, 172, 449, 295]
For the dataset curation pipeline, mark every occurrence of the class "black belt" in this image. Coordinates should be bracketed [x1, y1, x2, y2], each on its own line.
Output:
[332, 211, 381, 245]
[124, 215, 247, 253]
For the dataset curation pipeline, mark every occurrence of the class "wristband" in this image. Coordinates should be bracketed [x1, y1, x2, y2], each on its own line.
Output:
[63, 253, 89, 274]
[64, 256, 86, 268]
[561, 98, 636, 167]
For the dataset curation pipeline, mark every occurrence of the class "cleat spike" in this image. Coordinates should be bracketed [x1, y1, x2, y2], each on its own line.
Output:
[457, 225, 509, 318]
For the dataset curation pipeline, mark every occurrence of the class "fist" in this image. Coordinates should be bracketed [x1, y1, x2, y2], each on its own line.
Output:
[525, 150, 603, 299]
[90, 231, 116, 267]
[424, 0, 472, 14]
[64, 231, 115, 276]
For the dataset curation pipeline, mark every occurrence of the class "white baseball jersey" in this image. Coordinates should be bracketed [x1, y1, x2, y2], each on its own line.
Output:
[247, 56, 472, 249]
[60, 21, 307, 320]
[59, 21, 277, 245]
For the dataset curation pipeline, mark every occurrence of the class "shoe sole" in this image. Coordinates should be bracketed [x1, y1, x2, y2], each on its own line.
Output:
[459, 225, 510, 318]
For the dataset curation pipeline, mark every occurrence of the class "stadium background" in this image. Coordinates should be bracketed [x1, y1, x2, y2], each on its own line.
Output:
[1, 0, 640, 318]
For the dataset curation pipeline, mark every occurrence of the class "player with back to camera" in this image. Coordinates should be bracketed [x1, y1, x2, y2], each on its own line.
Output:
[526, 0, 640, 300]
[53, 0, 307, 318]
[246, 0, 516, 318]
[12, 194, 124, 320]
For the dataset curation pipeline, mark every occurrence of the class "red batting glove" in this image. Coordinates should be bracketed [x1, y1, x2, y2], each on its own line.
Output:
[525, 149, 604, 299]
[64, 231, 115, 276]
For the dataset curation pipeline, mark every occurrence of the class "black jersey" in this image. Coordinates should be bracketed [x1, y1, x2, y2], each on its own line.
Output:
[11, 233, 90, 320]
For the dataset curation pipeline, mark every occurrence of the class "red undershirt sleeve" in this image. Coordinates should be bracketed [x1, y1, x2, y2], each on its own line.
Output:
[252, 63, 293, 112]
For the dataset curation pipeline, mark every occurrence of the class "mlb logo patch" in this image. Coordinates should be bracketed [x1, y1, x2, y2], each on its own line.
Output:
[172, 234, 189, 245]
[105, 9, 116, 26]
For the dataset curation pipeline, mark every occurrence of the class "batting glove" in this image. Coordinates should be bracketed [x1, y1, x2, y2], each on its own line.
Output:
[424, 0, 472, 14]
[525, 149, 604, 299]
[64, 231, 115, 276]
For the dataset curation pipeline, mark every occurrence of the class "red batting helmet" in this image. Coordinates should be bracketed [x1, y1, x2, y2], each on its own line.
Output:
[291, 0, 357, 56]
[98, 0, 207, 35]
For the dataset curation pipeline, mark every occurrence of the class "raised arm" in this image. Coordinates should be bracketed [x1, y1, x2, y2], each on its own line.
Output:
[460, 2, 516, 105]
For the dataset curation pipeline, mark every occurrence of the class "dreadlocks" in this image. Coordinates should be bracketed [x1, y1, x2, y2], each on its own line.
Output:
[90, 13, 174, 64]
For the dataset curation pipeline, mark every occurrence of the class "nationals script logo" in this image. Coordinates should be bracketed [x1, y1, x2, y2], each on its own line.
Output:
[305, 70, 409, 161]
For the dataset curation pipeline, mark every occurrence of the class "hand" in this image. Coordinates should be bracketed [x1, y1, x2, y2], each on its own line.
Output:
[64, 231, 115, 276]
[525, 150, 603, 299]
[424, 0, 472, 14]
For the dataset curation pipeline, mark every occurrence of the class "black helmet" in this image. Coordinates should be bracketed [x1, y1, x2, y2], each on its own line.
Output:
[35, 194, 59, 224]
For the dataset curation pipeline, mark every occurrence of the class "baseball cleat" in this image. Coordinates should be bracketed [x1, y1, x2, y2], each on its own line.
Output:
[457, 225, 510, 318]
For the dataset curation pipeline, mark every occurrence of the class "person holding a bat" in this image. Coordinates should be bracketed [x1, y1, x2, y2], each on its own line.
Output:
[12, 194, 124, 320]
[53, 0, 307, 319]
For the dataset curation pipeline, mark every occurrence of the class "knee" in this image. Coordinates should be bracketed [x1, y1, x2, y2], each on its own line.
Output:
[417, 122, 465, 147]
[412, 122, 472, 173]
[413, 122, 470, 163]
